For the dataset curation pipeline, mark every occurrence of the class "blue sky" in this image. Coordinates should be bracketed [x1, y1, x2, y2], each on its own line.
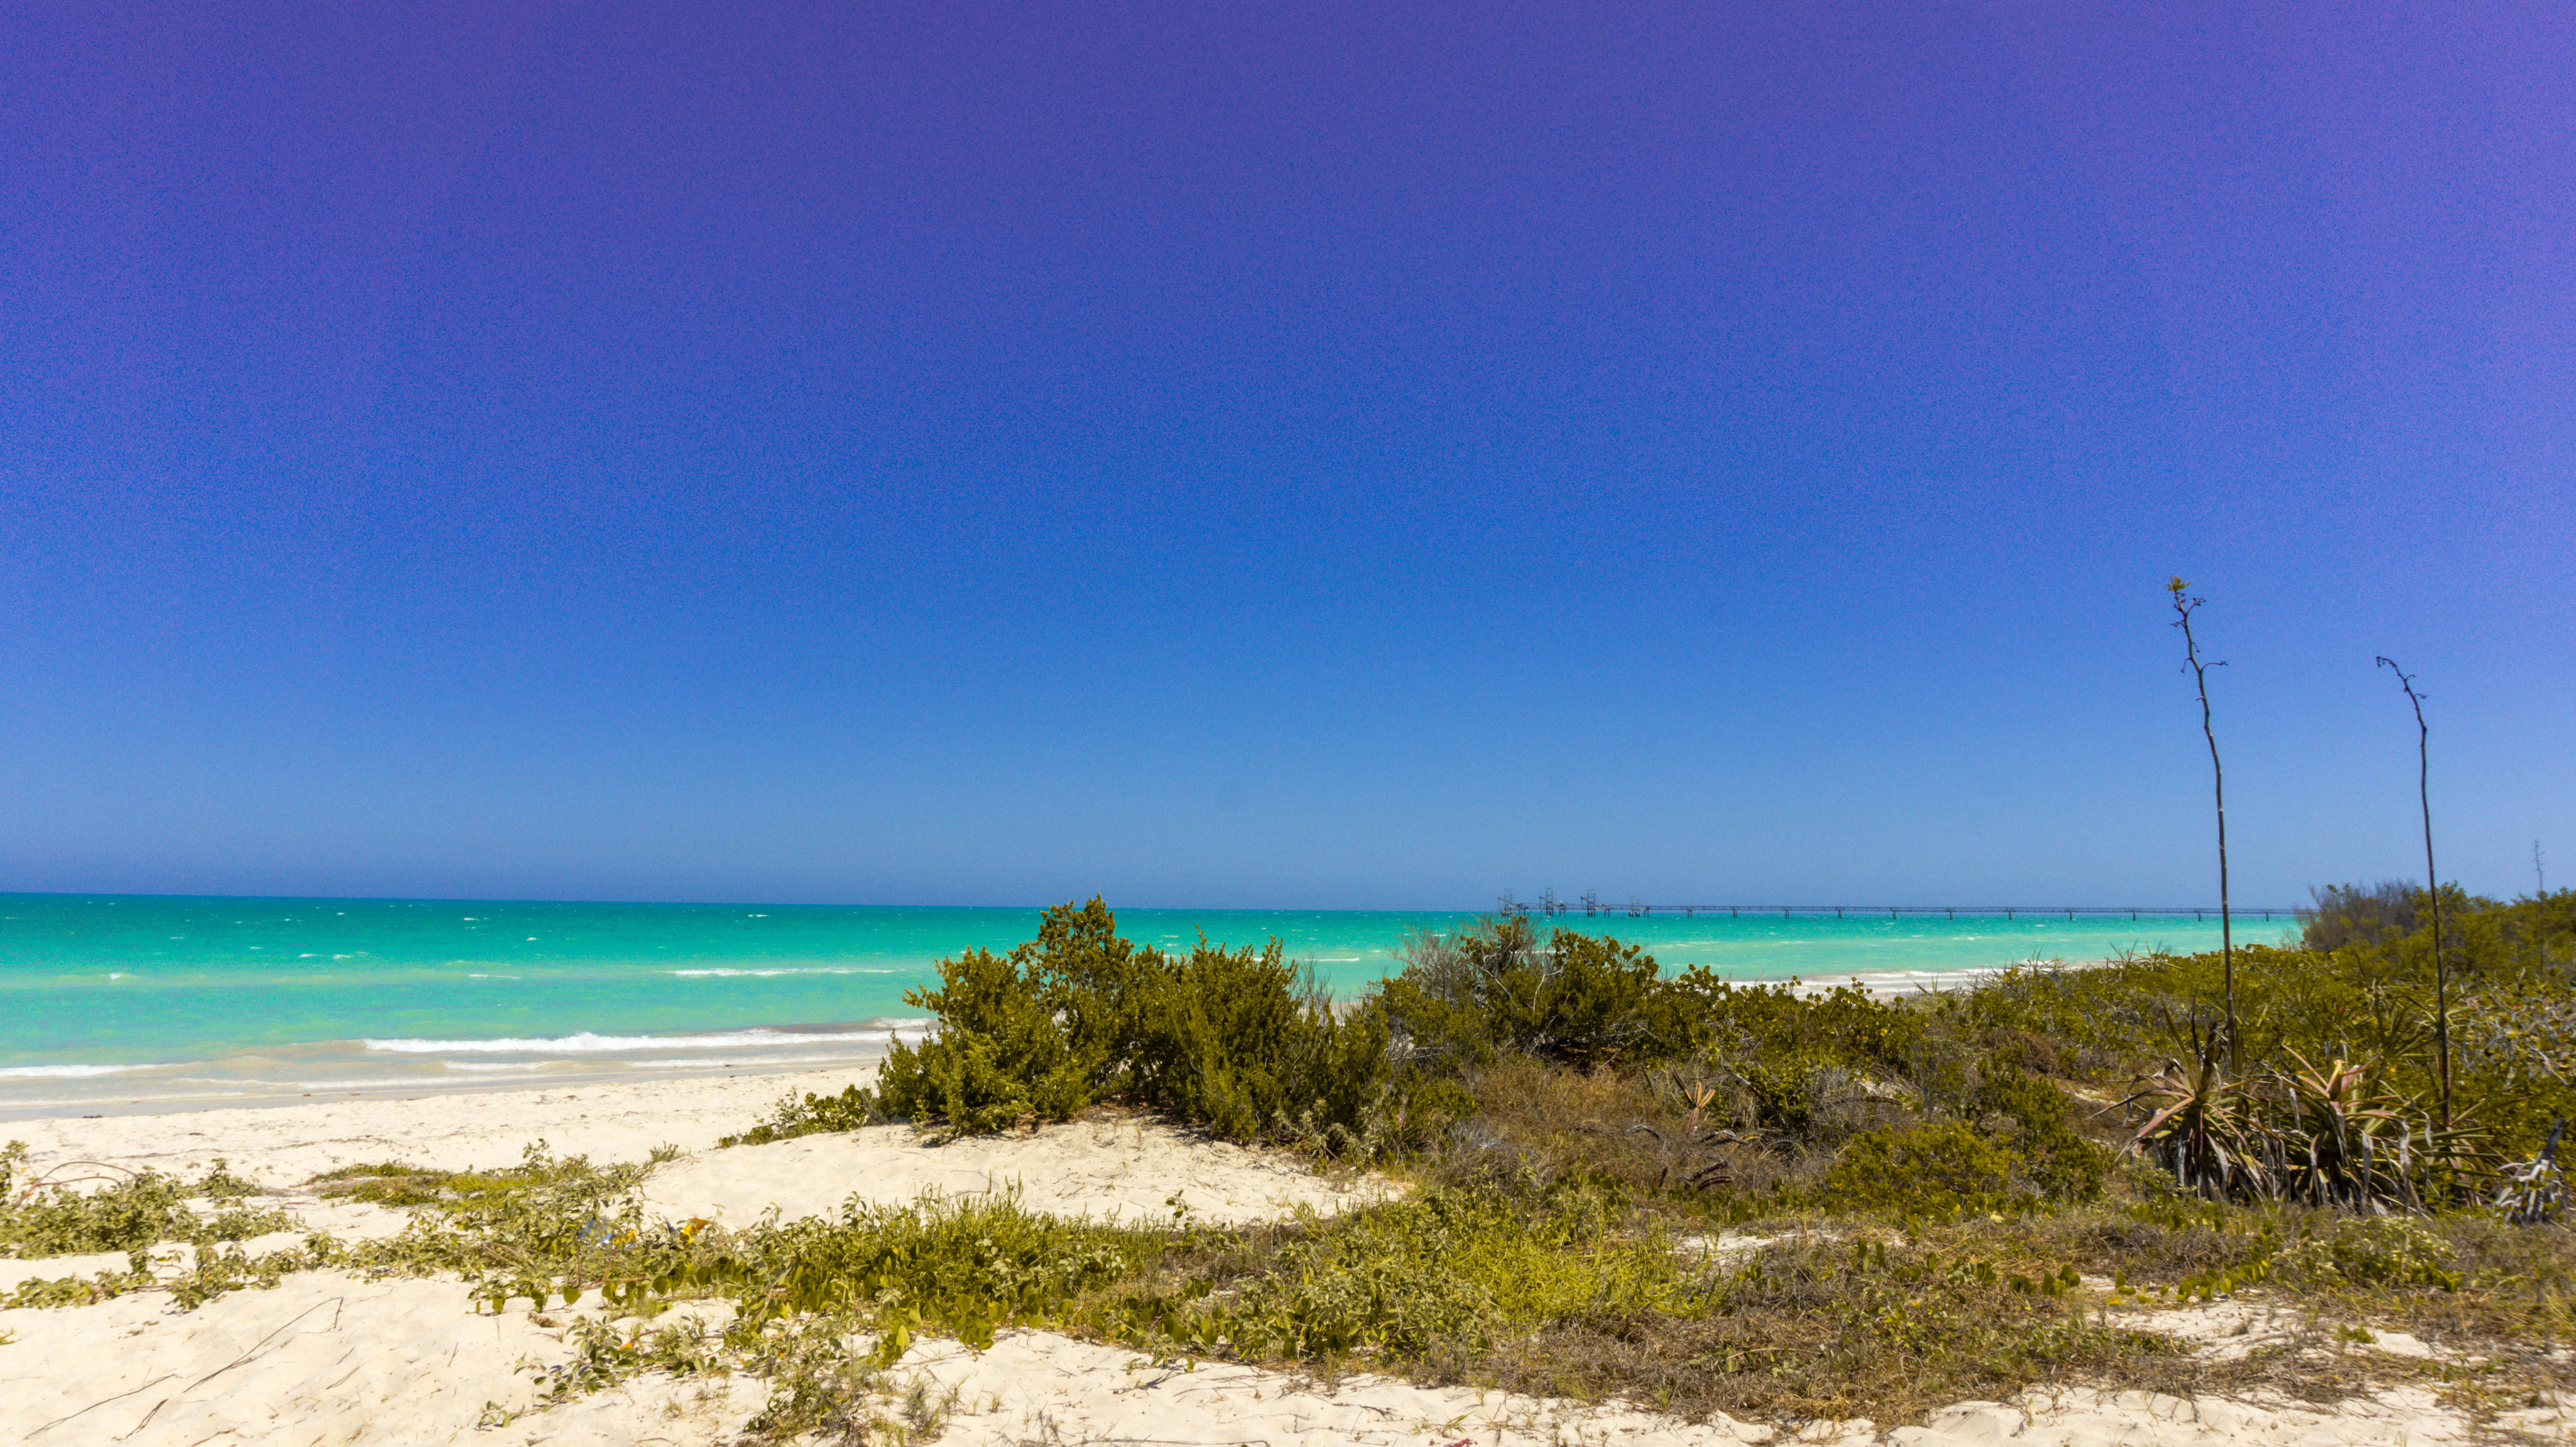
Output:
[2, 0, 2568, 909]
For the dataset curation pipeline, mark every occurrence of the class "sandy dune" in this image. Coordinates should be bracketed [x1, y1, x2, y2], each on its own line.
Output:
[4, 1073, 2567, 1447]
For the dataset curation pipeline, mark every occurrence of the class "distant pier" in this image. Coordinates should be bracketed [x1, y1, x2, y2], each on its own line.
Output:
[1499, 892, 2292, 923]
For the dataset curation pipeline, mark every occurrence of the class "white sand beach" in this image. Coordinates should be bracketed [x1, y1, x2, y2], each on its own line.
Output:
[3, 1071, 2565, 1447]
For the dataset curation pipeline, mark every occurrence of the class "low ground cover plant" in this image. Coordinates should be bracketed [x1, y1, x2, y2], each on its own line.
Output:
[1, 1142, 293, 1260]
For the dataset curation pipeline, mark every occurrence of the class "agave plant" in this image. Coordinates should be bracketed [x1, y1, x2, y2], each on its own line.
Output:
[2275, 1047, 2417, 1210]
[2126, 1029, 2279, 1202]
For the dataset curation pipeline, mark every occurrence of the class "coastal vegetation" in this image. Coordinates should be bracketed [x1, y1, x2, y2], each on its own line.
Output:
[706, 889, 2576, 1428]
[9, 891, 2571, 1439]
[0, 1146, 293, 1266]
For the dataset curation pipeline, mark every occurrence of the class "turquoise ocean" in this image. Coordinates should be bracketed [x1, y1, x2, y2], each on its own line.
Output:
[0, 894, 2272, 1116]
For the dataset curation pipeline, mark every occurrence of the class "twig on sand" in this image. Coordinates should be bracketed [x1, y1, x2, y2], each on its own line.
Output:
[28, 1372, 178, 1436]
[187, 1294, 346, 1390]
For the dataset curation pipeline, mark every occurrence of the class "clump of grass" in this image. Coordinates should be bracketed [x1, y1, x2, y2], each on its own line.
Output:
[306, 1160, 458, 1207]
[558, 1189, 1183, 1444]
[712, 1188, 1178, 1357]
[330, 1143, 717, 1314]
[2276, 1215, 2462, 1289]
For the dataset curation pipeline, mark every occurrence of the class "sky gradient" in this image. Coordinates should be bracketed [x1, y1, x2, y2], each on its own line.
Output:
[3, 0, 2569, 910]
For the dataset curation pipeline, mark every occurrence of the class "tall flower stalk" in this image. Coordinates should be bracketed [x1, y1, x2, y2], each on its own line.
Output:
[2169, 579, 2238, 1079]
[2377, 656, 2450, 1129]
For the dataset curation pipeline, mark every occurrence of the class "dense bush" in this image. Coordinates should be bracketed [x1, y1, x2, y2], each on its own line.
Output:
[1378, 919, 1925, 1089]
[2300, 880, 2425, 951]
[1971, 1069, 2110, 1202]
[814, 889, 2576, 1216]
[1378, 916, 1667, 1069]
[874, 902, 1136, 1134]
[1821, 1121, 2025, 1216]
[1657, 972, 1926, 1072]
[1120, 931, 1396, 1142]
[1942, 888, 2576, 1176]
[874, 899, 1402, 1148]
[1653, 974, 1928, 1140]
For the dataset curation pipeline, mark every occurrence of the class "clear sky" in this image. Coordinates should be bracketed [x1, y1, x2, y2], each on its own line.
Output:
[2, 1, 2568, 911]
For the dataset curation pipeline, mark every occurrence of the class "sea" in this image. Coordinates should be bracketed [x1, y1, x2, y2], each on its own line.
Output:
[0, 894, 2270, 1117]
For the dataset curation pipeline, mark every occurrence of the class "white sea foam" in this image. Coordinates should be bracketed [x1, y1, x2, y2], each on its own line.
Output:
[0, 1062, 169, 1079]
[363, 1024, 927, 1055]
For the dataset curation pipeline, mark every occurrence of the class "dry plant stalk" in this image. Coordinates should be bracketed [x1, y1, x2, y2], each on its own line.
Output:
[2377, 655, 2451, 1129]
[2168, 578, 2238, 1079]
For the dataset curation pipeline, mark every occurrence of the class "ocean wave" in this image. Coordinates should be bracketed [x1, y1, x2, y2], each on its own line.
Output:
[363, 1024, 928, 1055]
[0, 1062, 170, 1079]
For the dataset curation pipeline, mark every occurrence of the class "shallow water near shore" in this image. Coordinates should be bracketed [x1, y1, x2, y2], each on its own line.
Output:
[1, 893, 2262, 1113]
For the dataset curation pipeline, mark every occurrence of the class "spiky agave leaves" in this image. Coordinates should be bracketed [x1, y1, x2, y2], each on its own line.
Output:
[2276, 1047, 2416, 1211]
[2122, 1029, 2506, 1210]
[2271, 1047, 2494, 1211]
[2127, 1033, 2276, 1203]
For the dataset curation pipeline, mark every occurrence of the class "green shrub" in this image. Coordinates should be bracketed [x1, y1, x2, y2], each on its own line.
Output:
[875, 902, 1129, 1134]
[1723, 1057, 1856, 1139]
[2301, 881, 2423, 951]
[1123, 936, 1392, 1143]
[1822, 1121, 2025, 1217]
[1655, 974, 1926, 1075]
[1379, 917, 1666, 1069]
[873, 898, 1396, 1148]
[1972, 1070, 2110, 1202]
